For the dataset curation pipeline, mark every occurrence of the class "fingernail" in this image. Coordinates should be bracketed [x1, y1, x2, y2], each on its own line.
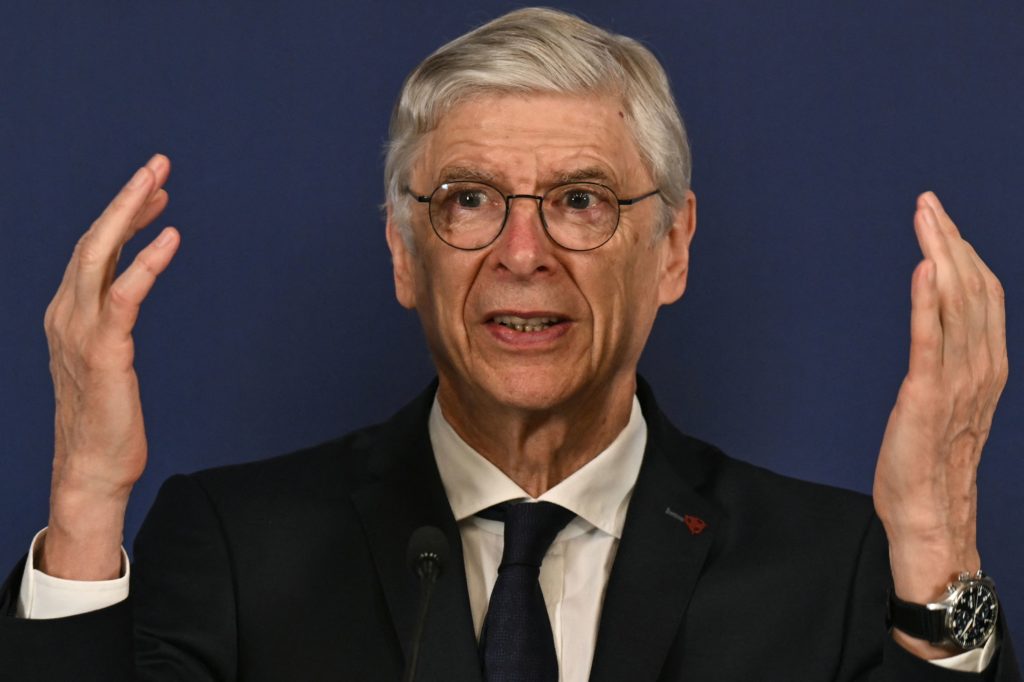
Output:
[127, 167, 147, 189]
[155, 228, 174, 248]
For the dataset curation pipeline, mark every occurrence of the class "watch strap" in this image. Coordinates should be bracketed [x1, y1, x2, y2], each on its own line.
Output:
[887, 591, 947, 644]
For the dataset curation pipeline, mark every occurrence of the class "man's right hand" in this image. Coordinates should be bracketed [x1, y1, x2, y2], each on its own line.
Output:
[40, 154, 180, 581]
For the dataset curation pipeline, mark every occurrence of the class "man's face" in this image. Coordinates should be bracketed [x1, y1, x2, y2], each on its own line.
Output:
[387, 92, 696, 416]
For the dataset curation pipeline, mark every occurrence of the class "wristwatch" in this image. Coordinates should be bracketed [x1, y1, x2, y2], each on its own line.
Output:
[888, 571, 999, 650]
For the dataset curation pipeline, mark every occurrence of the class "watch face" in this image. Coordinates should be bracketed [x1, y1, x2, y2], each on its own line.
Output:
[948, 582, 999, 650]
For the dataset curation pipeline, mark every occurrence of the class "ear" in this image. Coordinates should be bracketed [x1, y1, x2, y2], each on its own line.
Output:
[385, 205, 418, 309]
[657, 190, 697, 305]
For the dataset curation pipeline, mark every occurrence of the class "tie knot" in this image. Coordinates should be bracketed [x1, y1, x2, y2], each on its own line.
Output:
[482, 501, 575, 569]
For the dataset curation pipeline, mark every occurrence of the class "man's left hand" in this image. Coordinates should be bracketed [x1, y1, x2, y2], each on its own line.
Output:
[873, 191, 1007, 658]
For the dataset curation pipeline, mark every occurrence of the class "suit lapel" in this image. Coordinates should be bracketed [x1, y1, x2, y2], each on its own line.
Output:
[589, 383, 719, 682]
[350, 387, 483, 682]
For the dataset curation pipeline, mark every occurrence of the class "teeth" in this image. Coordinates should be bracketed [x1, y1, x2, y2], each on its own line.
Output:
[493, 315, 561, 332]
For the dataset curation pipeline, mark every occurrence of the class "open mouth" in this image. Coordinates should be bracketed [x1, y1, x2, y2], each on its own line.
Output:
[491, 315, 563, 333]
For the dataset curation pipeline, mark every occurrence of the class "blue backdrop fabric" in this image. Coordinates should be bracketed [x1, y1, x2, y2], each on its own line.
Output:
[2, 1, 1021, 640]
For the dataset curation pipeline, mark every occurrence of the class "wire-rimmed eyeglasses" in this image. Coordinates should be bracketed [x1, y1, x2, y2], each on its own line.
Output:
[406, 180, 661, 251]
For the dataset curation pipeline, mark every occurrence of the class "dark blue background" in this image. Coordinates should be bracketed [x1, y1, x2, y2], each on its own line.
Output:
[3, 1, 1021, 643]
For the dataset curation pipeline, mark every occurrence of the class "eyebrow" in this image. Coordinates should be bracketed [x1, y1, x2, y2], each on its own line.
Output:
[551, 166, 614, 185]
[437, 166, 497, 184]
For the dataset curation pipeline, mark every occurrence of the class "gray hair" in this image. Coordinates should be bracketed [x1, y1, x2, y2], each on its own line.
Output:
[385, 7, 691, 244]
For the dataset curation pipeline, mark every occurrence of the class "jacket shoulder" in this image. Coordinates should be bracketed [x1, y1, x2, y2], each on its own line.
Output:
[163, 382, 436, 517]
[703, 442, 875, 522]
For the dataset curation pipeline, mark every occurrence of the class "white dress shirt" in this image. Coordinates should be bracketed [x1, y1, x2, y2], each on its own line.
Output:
[429, 395, 647, 682]
[18, 393, 994, 674]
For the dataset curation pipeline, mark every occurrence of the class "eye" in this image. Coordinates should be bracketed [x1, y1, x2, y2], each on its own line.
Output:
[456, 190, 487, 209]
[564, 189, 598, 210]
[549, 183, 615, 214]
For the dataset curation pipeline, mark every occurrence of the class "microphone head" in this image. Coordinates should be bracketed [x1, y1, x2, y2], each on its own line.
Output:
[406, 526, 450, 577]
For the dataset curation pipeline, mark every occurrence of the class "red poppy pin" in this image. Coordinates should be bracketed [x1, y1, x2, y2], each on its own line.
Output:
[665, 507, 708, 535]
[682, 514, 707, 535]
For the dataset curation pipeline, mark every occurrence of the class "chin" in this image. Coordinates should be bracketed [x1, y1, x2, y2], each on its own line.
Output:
[470, 363, 592, 413]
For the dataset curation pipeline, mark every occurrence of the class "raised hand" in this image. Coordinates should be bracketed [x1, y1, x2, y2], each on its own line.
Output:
[40, 154, 180, 580]
[873, 191, 1007, 657]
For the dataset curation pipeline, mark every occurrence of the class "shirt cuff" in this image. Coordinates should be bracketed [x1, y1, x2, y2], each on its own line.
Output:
[16, 528, 130, 620]
[925, 631, 997, 673]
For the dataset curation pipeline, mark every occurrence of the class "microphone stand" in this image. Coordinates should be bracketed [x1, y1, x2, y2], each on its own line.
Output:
[403, 527, 448, 682]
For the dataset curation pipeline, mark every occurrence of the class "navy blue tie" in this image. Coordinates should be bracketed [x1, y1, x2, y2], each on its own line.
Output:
[478, 501, 576, 682]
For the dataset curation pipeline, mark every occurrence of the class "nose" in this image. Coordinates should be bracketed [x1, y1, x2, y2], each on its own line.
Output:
[491, 195, 557, 277]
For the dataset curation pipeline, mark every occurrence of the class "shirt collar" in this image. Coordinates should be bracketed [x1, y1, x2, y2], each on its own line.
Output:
[429, 395, 647, 539]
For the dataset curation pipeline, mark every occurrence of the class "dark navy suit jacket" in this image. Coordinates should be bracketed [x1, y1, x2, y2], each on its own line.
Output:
[0, 380, 1018, 680]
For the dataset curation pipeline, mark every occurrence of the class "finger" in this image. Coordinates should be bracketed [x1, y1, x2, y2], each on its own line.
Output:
[63, 156, 169, 285]
[964, 242, 1008, 387]
[145, 153, 171, 195]
[75, 156, 169, 308]
[908, 259, 942, 380]
[49, 156, 171, 341]
[917, 199, 970, 366]
[915, 202, 968, 366]
[920, 193, 987, 311]
[103, 157, 172, 287]
[912, 196, 943, 262]
[920, 191, 960, 237]
[131, 189, 170, 234]
[100, 227, 181, 338]
[918, 194, 985, 323]
[945, 241, 987, 371]
[919, 194, 989, 369]
[103, 189, 171, 287]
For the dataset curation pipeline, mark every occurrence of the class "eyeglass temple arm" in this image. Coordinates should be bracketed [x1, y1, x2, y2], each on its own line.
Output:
[616, 188, 661, 206]
[405, 187, 432, 203]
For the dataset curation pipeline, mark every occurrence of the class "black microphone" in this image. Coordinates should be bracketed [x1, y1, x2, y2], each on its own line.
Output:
[402, 526, 450, 682]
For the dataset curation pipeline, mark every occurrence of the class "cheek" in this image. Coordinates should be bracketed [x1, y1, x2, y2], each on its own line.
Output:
[413, 253, 476, 340]
[594, 248, 662, 343]
[584, 254, 635, 335]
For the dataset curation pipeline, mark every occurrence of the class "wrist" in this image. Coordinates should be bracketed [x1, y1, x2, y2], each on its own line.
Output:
[888, 539, 980, 604]
[43, 485, 130, 580]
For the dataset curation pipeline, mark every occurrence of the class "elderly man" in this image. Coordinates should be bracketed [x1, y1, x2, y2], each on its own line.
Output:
[0, 8, 1017, 682]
